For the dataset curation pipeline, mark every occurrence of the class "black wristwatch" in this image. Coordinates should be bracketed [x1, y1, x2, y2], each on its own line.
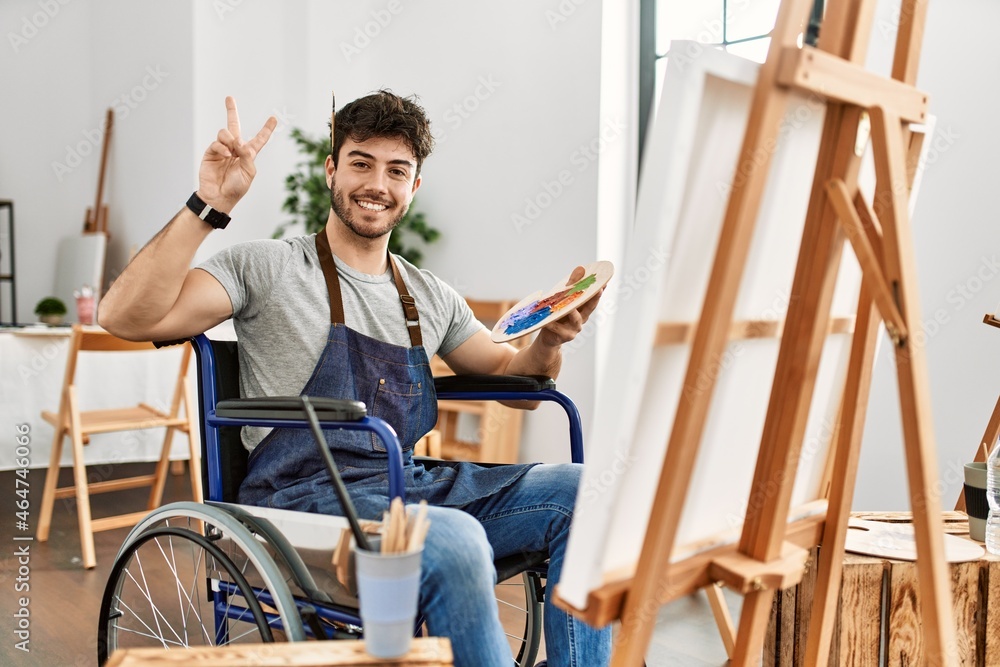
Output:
[186, 191, 231, 229]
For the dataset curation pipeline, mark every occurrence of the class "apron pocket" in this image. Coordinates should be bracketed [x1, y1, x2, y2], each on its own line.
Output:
[369, 377, 425, 453]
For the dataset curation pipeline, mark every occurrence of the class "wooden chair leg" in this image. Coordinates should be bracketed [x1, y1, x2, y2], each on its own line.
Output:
[36, 421, 67, 542]
[426, 429, 442, 459]
[444, 412, 457, 446]
[187, 451, 204, 504]
[414, 437, 428, 457]
[480, 406, 504, 462]
[183, 381, 204, 504]
[147, 425, 176, 510]
[67, 388, 97, 569]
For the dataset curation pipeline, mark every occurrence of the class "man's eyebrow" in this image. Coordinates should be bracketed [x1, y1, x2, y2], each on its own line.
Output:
[346, 150, 415, 169]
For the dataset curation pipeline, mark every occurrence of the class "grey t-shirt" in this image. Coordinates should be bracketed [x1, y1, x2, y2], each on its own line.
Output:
[197, 234, 483, 450]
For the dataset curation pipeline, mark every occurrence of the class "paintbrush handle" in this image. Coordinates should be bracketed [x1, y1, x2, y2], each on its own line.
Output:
[392, 497, 406, 552]
[407, 500, 430, 552]
[302, 396, 372, 553]
[408, 515, 431, 553]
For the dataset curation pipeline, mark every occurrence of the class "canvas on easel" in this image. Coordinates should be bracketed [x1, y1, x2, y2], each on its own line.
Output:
[53, 106, 113, 321]
[54, 233, 106, 323]
[555, 1, 956, 665]
[560, 41, 831, 627]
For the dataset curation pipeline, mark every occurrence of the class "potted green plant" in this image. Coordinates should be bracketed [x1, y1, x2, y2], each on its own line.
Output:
[35, 297, 67, 325]
[274, 128, 440, 266]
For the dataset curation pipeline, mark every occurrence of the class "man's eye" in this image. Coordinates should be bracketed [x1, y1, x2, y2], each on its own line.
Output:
[352, 162, 369, 169]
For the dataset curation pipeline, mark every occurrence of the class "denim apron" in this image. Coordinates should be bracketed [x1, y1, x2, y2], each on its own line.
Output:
[239, 232, 536, 520]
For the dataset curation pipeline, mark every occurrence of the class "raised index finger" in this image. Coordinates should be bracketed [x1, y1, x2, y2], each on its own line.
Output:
[225, 96, 242, 141]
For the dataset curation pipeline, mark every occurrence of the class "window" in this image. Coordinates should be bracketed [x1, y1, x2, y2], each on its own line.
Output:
[657, 0, 780, 64]
[639, 0, 824, 165]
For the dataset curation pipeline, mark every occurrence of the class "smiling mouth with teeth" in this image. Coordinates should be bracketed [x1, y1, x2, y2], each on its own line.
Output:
[356, 199, 390, 212]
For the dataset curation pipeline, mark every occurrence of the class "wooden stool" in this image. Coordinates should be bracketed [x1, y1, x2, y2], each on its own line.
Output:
[764, 511, 999, 666]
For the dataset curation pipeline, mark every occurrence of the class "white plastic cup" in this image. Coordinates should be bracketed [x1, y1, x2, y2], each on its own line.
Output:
[354, 547, 423, 658]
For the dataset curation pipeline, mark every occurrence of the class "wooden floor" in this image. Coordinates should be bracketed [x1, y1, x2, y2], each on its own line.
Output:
[0, 465, 736, 666]
[0, 463, 204, 666]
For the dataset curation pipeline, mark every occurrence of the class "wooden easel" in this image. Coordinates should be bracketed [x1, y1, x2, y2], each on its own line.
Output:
[556, 1, 958, 665]
[966, 377, 1000, 474]
[83, 107, 113, 235]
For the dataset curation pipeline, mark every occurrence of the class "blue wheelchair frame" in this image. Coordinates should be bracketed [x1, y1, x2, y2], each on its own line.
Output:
[190, 332, 585, 644]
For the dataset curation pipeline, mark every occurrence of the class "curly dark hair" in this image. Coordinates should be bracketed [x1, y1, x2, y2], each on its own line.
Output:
[331, 90, 434, 177]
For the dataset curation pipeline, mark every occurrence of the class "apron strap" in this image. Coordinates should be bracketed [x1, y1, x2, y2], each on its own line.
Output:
[389, 254, 423, 348]
[315, 229, 346, 325]
[314, 231, 423, 348]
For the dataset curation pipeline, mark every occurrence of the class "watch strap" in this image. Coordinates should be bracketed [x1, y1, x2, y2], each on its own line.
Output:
[186, 191, 231, 229]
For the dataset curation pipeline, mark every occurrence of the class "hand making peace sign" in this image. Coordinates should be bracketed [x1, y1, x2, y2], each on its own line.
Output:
[197, 96, 278, 216]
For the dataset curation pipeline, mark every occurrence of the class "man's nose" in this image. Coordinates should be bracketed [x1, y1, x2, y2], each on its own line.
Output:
[366, 168, 389, 192]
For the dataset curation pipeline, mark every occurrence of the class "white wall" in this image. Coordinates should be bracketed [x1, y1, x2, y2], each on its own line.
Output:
[1, 0, 95, 322]
[854, 0, 1000, 509]
[2, 0, 616, 464]
[191, 0, 309, 263]
[0, 0, 196, 321]
[92, 0, 196, 282]
[9, 0, 989, 509]
[298, 0, 614, 462]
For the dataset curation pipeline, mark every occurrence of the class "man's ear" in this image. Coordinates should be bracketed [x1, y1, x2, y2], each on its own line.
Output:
[325, 154, 336, 189]
[411, 174, 422, 197]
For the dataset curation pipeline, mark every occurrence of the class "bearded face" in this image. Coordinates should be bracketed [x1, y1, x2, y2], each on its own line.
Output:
[330, 179, 410, 240]
[327, 136, 420, 242]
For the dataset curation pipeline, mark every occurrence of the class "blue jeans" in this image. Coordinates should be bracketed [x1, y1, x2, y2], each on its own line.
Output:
[416, 463, 611, 667]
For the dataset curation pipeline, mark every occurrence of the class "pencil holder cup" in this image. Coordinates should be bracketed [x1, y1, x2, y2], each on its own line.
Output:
[354, 546, 423, 658]
[964, 462, 988, 542]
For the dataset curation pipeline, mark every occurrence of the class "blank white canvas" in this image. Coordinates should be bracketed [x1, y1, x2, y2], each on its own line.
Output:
[557, 41, 916, 611]
[53, 233, 106, 322]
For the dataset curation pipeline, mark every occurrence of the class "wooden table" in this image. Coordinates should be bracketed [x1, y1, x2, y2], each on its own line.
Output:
[105, 637, 453, 666]
[764, 511, 999, 666]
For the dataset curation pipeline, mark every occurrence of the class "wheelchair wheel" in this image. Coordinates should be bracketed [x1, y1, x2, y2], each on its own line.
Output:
[497, 570, 544, 667]
[97, 524, 271, 663]
[98, 502, 307, 664]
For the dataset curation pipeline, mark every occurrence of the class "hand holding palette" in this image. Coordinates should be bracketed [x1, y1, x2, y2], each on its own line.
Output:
[490, 261, 614, 343]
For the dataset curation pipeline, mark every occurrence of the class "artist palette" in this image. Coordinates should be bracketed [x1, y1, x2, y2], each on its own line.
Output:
[490, 260, 614, 343]
[844, 518, 985, 563]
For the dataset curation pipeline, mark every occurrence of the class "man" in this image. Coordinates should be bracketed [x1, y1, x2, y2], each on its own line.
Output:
[99, 90, 611, 666]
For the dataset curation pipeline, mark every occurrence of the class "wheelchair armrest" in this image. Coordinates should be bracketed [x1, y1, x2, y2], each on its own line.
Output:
[432, 375, 584, 464]
[152, 337, 190, 348]
[216, 396, 367, 422]
[433, 374, 555, 393]
[495, 550, 549, 583]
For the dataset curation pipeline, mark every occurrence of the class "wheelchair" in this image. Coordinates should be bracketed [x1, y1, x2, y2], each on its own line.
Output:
[96, 333, 585, 666]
